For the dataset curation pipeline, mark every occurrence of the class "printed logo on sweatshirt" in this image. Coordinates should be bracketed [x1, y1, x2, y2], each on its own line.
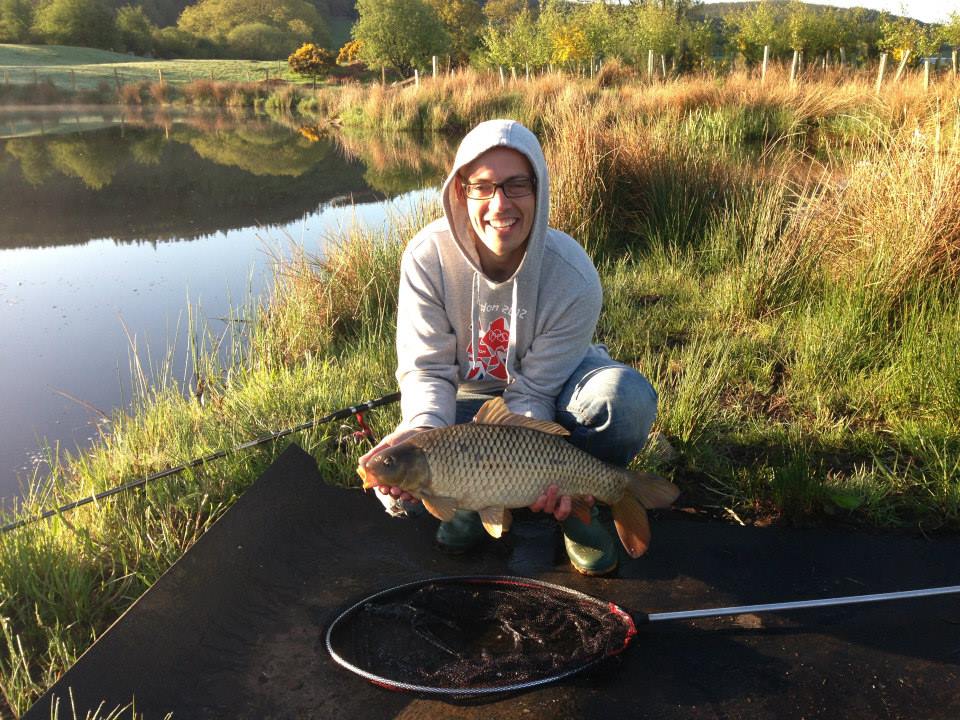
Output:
[466, 316, 509, 381]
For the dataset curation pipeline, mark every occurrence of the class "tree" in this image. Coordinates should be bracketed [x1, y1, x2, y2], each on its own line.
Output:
[32, 0, 116, 49]
[574, 1, 608, 58]
[226, 23, 291, 59]
[943, 12, 960, 50]
[730, 0, 787, 65]
[0, 0, 32, 43]
[337, 39, 363, 65]
[177, 0, 329, 57]
[483, 0, 528, 29]
[152, 26, 200, 58]
[878, 12, 935, 65]
[481, 7, 544, 68]
[632, 2, 681, 62]
[551, 23, 589, 65]
[686, 19, 722, 70]
[352, 0, 450, 75]
[786, 0, 817, 53]
[423, 0, 483, 65]
[116, 5, 156, 55]
[288, 42, 335, 85]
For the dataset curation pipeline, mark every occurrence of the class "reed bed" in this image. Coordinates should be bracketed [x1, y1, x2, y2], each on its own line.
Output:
[2, 70, 959, 714]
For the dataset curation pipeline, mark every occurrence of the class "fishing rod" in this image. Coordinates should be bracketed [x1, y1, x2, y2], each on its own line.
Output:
[1, 392, 401, 534]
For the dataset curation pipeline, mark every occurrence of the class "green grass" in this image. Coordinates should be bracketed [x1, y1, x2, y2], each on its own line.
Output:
[0, 44, 139, 66]
[1, 70, 959, 713]
[0, 44, 317, 91]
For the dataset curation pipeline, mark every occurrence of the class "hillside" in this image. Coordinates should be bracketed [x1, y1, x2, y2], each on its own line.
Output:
[116, 0, 357, 28]
[0, 44, 144, 66]
[690, 1, 917, 25]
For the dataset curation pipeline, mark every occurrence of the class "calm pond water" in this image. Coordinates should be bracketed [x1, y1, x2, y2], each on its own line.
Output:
[0, 108, 451, 505]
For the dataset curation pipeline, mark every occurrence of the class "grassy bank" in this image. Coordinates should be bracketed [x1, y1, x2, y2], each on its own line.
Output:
[0, 44, 313, 89]
[2, 72, 959, 715]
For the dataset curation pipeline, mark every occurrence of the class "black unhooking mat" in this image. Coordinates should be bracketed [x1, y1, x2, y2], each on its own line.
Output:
[25, 444, 960, 719]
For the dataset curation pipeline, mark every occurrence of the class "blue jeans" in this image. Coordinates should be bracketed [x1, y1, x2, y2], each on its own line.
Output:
[456, 346, 658, 467]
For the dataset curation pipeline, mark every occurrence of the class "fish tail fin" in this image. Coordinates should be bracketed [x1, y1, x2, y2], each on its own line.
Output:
[625, 470, 680, 509]
[611, 494, 651, 558]
[611, 470, 679, 558]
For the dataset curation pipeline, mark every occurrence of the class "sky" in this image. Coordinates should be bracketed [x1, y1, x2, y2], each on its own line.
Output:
[699, 0, 958, 24]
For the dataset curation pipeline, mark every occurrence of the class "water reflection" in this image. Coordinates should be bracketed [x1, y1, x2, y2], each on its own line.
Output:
[0, 111, 457, 249]
[0, 111, 454, 502]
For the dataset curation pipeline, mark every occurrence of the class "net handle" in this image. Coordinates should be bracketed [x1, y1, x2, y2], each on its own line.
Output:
[638, 584, 960, 624]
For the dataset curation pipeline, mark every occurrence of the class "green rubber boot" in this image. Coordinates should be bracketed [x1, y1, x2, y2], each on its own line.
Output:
[436, 510, 484, 554]
[561, 507, 618, 576]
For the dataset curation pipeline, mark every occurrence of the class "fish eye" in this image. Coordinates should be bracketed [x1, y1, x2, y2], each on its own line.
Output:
[382, 456, 393, 466]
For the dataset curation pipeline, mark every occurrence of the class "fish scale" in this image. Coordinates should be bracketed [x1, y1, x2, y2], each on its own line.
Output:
[410, 423, 628, 510]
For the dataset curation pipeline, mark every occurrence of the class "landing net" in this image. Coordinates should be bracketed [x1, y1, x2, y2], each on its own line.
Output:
[325, 575, 637, 696]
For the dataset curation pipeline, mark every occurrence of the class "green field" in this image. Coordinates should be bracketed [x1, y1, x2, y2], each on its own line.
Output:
[0, 44, 312, 90]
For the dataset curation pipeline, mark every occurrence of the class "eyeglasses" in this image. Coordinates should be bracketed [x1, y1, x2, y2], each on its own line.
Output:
[461, 176, 536, 200]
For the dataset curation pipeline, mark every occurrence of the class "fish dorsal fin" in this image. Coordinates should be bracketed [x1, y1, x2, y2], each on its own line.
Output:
[473, 397, 569, 436]
[478, 506, 512, 538]
[421, 495, 458, 522]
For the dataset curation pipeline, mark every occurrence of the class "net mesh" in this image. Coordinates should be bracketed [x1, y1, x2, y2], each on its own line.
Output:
[326, 577, 636, 692]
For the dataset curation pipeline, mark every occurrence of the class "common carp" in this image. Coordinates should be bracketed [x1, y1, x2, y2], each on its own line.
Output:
[358, 397, 679, 557]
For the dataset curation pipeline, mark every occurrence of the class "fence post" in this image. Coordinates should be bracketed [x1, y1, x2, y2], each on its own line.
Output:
[113, 68, 121, 93]
[381, 66, 386, 86]
[953, 49, 958, 76]
[761, 45, 769, 83]
[525, 63, 530, 81]
[924, 59, 930, 91]
[511, 66, 517, 82]
[432, 55, 437, 79]
[647, 49, 654, 80]
[499, 66, 505, 86]
[894, 50, 910, 82]
[840, 47, 847, 70]
[414, 69, 419, 87]
[790, 49, 799, 83]
[876, 52, 887, 94]
[660, 54, 667, 78]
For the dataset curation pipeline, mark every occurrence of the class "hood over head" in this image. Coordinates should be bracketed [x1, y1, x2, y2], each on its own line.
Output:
[441, 119, 550, 282]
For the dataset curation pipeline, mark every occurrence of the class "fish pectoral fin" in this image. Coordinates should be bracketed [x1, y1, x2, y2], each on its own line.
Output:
[627, 471, 680, 509]
[421, 495, 458, 522]
[569, 497, 593, 525]
[472, 397, 569, 436]
[611, 494, 652, 559]
[479, 506, 511, 538]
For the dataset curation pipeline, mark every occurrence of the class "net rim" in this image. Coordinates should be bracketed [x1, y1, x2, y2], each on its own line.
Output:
[324, 574, 638, 697]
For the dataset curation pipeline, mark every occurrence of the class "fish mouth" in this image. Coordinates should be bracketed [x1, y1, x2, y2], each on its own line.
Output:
[357, 464, 378, 490]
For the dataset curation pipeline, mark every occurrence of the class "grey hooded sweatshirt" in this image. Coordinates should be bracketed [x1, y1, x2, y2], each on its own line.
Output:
[396, 119, 603, 427]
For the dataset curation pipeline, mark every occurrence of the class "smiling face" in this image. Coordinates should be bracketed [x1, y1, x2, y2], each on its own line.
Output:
[455, 147, 536, 282]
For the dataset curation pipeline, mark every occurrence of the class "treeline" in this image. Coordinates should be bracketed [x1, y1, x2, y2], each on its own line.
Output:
[351, 0, 960, 77]
[0, 0, 345, 59]
[1, 0, 959, 70]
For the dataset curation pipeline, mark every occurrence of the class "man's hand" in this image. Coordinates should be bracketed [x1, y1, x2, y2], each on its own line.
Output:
[358, 425, 431, 503]
[529, 484, 595, 522]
